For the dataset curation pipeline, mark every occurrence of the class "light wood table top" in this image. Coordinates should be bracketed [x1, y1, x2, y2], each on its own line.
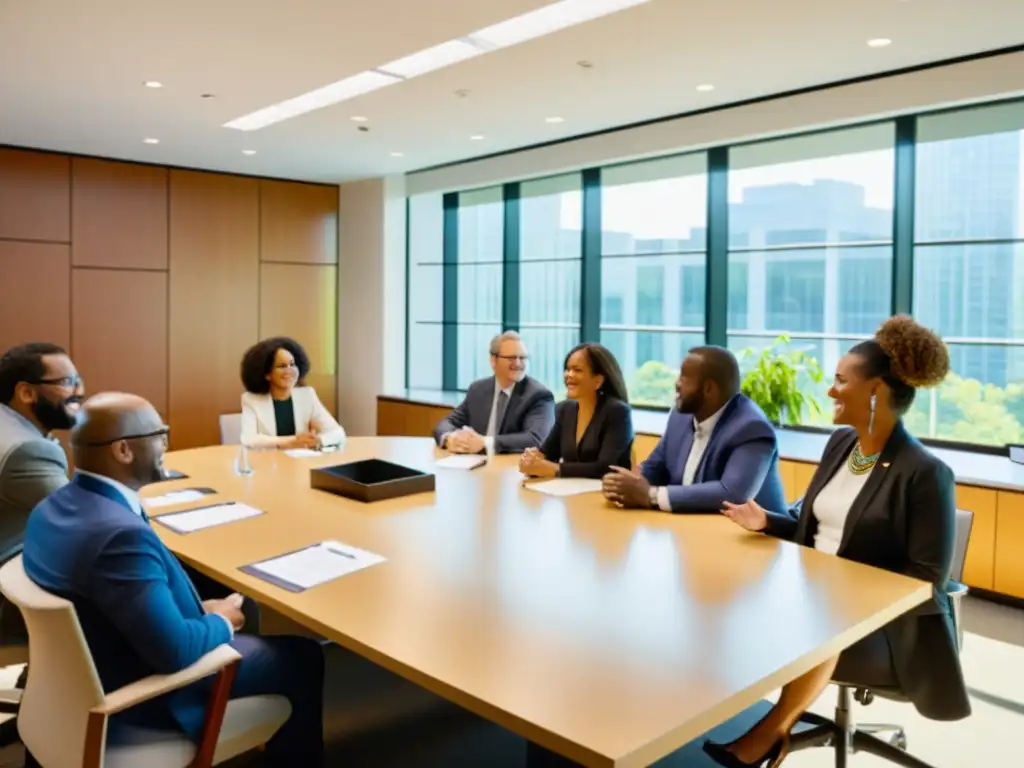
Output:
[146, 438, 931, 768]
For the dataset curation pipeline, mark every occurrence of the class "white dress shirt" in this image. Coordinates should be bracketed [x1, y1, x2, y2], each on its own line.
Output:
[655, 403, 728, 511]
[811, 460, 871, 556]
[76, 470, 234, 637]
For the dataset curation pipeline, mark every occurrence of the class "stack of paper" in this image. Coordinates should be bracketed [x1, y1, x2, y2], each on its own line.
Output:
[153, 502, 264, 534]
[144, 488, 215, 509]
[283, 448, 321, 458]
[242, 540, 386, 592]
[435, 454, 486, 470]
[524, 478, 603, 497]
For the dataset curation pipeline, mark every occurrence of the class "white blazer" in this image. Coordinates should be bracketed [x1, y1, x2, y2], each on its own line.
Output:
[240, 387, 346, 449]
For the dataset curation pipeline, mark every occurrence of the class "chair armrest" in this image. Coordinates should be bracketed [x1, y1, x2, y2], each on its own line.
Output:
[92, 644, 241, 716]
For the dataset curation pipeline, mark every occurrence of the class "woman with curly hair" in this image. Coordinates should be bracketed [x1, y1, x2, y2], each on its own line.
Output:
[239, 337, 345, 450]
[704, 316, 970, 767]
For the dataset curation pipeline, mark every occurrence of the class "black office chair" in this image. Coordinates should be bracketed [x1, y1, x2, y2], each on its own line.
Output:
[787, 508, 974, 768]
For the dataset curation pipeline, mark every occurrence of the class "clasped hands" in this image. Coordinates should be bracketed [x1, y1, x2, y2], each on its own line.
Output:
[601, 466, 652, 508]
[202, 593, 246, 632]
[283, 421, 323, 451]
[445, 426, 486, 454]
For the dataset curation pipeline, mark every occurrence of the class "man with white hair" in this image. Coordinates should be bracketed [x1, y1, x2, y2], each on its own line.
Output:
[433, 331, 555, 454]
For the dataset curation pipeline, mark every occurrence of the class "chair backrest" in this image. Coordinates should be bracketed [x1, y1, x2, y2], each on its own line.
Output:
[0, 556, 106, 768]
[219, 413, 242, 445]
[950, 509, 974, 583]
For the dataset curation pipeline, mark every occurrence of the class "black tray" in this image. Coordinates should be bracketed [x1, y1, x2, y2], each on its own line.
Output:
[310, 458, 435, 503]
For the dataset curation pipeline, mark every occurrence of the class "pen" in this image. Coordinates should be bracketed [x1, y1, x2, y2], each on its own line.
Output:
[323, 543, 356, 559]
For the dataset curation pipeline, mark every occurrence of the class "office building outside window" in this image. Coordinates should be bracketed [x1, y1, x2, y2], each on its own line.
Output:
[456, 186, 504, 389]
[726, 124, 896, 423]
[600, 154, 707, 407]
[519, 174, 582, 395]
[912, 101, 1024, 445]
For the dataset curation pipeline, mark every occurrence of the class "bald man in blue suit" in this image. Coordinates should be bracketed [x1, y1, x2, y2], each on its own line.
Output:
[22, 393, 324, 765]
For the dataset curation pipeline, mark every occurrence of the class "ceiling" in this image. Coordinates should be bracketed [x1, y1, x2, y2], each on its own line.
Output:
[2, 0, 1023, 184]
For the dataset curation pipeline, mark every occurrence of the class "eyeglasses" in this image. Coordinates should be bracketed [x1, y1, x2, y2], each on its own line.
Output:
[85, 427, 170, 447]
[30, 375, 83, 388]
[495, 355, 528, 363]
[273, 362, 298, 370]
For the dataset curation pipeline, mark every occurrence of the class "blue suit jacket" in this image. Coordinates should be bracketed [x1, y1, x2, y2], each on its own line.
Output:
[641, 395, 787, 514]
[23, 474, 231, 736]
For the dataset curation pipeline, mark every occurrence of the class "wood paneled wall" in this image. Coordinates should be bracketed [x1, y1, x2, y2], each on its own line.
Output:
[0, 147, 338, 450]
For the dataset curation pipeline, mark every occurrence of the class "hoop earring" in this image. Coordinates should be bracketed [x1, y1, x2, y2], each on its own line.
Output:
[868, 394, 876, 435]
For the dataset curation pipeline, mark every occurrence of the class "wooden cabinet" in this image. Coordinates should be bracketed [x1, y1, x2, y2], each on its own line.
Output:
[956, 486, 997, 591]
[995, 491, 1024, 598]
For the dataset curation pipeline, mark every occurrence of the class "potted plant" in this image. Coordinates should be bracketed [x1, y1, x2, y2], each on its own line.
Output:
[738, 335, 824, 426]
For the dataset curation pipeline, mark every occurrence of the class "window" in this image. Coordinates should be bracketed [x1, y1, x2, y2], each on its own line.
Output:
[727, 123, 896, 424]
[519, 174, 582, 394]
[456, 187, 504, 389]
[911, 102, 1024, 446]
[406, 193, 444, 389]
[600, 154, 707, 407]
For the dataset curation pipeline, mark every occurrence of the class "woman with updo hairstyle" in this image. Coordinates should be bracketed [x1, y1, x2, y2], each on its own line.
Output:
[704, 316, 970, 768]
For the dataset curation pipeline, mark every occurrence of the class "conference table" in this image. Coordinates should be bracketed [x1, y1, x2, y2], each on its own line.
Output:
[145, 437, 931, 767]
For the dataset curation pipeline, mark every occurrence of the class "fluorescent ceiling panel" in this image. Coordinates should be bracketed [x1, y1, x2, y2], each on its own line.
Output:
[223, 0, 653, 131]
[470, 0, 652, 48]
[225, 70, 400, 131]
[377, 39, 484, 78]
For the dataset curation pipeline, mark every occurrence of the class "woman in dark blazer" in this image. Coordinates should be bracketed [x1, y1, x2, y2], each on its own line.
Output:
[519, 342, 633, 479]
[704, 316, 970, 768]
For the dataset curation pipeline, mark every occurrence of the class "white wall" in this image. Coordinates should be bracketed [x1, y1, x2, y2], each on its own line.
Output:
[407, 50, 1024, 195]
[337, 175, 406, 436]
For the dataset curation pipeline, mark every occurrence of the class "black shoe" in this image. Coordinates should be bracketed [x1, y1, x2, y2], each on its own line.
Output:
[701, 737, 787, 768]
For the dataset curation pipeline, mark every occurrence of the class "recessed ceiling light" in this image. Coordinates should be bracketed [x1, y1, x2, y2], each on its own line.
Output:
[867, 38, 892, 48]
[696, 83, 715, 92]
[242, 149, 257, 155]
[143, 138, 160, 144]
[144, 81, 163, 89]
[223, 0, 655, 131]
[545, 116, 564, 124]
[470, 135, 484, 141]
[350, 115, 369, 123]
[391, 151, 404, 157]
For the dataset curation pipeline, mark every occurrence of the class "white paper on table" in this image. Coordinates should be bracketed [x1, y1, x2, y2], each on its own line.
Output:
[525, 478, 603, 497]
[435, 454, 486, 470]
[246, 540, 385, 591]
[144, 489, 212, 509]
[283, 448, 321, 458]
[154, 502, 264, 534]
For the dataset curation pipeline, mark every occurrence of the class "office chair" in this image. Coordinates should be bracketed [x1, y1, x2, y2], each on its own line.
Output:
[218, 413, 243, 445]
[0, 556, 290, 768]
[788, 508, 974, 767]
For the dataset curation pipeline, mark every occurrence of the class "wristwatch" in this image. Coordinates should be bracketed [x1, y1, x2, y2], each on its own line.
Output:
[648, 486, 659, 509]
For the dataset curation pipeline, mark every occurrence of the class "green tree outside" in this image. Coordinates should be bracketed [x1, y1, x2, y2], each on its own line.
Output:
[625, 358, 1021, 448]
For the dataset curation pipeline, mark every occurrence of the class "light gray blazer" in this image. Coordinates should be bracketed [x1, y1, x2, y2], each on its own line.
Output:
[0, 404, 69, 563]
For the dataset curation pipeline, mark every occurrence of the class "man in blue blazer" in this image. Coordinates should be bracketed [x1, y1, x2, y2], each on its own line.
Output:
[603, 346, 786, 514]
[433, 331, 555, 454]
[22, 393, 324, 765]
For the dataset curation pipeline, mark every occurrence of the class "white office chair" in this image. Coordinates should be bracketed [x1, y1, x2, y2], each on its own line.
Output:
[0, 556, 290, 768]
[218, 414, 242, 446]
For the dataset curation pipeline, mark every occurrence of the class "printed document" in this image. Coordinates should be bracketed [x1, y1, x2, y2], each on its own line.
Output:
[435, 454, 486, 470]
[154, 502, 264, 534]
[525, 478, 603, 497]
[246, 541, 385, 591]
[144, 488, 215, 509]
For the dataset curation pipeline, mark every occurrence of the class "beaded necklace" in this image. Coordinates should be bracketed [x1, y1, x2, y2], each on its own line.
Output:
[848, 443, 881, 475]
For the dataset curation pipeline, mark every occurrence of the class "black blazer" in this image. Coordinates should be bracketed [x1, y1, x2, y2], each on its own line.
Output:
[433, 376, 555, 454]
[539, 397, 634, 479]
[764, 421, 970, 721]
